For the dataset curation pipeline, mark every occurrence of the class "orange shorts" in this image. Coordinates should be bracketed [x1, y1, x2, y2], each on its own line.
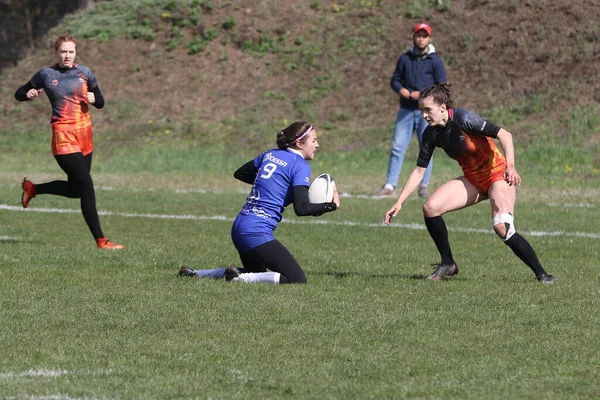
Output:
[51, 125, 94, 156]
[467, 170, 505, 194]
[465, 163, 506, 194]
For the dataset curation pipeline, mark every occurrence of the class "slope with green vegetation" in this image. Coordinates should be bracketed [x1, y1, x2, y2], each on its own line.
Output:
[1, 0, 599, 188]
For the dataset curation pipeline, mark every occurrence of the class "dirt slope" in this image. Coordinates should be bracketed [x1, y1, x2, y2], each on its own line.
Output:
[2, 0, 599, 135]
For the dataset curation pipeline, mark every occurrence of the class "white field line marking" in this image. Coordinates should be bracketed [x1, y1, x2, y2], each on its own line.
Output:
[24, 396, 86, 400]
[2, 204, 600, 239]
[0, 368, 68, 378]
[546, 202, 596, 208]
[0, 368, 114, 379]
[95, 186, 599, 206]
[0, 235, 21, 240]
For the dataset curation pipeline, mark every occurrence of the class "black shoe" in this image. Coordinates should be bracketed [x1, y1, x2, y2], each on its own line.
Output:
[536, 274, 555, 285]
[178, 265, 196, 278]
[224, 266, 240, 281]
[427, 263, 459, 281]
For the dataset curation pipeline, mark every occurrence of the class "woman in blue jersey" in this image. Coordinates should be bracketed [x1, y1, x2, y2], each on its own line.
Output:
[179, 121, 340, 284]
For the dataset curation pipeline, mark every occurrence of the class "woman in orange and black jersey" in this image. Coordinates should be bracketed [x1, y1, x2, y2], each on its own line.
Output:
[384, 83, 554, 285]
[14, 35, 123, 250]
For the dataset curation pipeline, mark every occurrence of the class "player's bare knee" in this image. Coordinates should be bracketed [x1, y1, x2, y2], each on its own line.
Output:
[493, 224, 507, 238]
[422, 201, 439, 218]
[492, 213, 515, 241]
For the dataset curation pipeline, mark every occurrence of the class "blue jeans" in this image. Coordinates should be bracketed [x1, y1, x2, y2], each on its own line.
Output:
[386, 107, 433, 188]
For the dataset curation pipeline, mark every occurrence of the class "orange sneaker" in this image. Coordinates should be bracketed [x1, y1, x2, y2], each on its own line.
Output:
[97, 238, 124, 250]
[22, 178, 36, 208]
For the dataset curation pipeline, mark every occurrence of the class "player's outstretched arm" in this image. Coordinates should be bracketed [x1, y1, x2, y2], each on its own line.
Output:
[384, 167, 426, 225]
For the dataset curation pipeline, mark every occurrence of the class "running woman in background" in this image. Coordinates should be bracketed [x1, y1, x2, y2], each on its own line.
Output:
[179, 121, 340, 284]
[14, 35, 123, 249]
[384, 83, 554, 284]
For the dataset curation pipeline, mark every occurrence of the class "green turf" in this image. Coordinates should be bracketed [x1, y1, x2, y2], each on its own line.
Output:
[0, 173, 599, 399]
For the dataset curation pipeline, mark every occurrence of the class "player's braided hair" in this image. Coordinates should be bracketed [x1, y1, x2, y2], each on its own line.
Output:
[54, 35, 78, 51]
[420, 83, 453, 108]
[276, 121, 313, 149]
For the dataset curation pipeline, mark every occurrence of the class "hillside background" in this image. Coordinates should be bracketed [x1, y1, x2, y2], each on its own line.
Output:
[1, 0, 599, 184]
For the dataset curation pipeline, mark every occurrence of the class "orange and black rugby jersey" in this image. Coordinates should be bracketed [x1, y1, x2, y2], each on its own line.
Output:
[417, 108, 506, 179]
[29, 64, 98, 132]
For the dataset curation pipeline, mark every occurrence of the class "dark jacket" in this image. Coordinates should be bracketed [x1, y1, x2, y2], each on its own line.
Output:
[390, 44, 447, 110]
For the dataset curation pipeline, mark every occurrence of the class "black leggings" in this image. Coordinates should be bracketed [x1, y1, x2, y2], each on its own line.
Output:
[238, 240, 307, 284]
[35, 152, 104, 239]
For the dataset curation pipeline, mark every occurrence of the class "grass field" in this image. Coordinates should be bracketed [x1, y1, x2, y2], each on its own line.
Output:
[1, 150, 599, 399]
[2, 0, 599, 397]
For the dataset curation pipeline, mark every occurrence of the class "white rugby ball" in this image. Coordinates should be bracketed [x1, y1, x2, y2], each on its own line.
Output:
[308, 173, 336, 203]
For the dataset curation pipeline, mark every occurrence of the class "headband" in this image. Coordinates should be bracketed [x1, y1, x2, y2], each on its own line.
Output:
[290, 125, 314, 145]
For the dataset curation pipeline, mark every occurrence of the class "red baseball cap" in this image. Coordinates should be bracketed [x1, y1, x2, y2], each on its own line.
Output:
[413, 23, 432, 36]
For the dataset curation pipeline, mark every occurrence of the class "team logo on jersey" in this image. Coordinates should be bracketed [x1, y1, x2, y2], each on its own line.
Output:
[264, 152, 288, 167]
[51, 80, 59, 85]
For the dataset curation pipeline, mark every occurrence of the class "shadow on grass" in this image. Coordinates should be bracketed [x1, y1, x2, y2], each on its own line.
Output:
[312, 271, 465, 281]
[0, 237, 28, 244]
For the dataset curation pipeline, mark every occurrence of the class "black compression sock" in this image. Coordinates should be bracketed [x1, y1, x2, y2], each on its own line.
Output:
[424, 216, 454, 265]
[35, 180, 77, 197]
[504, 233, 547, 276]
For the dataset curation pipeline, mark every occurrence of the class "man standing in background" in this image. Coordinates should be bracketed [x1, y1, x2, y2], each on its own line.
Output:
[374, 23, 447, 198]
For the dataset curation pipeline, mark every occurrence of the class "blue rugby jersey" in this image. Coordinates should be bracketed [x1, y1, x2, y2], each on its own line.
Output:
[231, 148, 310, 252]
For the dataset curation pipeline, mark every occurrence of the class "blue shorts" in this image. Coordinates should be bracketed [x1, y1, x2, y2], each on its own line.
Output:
[231, 213, 277, 252]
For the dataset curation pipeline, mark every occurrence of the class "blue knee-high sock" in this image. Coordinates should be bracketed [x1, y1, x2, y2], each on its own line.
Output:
[194, 268, 227, 279]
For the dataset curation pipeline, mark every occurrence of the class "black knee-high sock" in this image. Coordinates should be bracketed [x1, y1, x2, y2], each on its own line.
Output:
[80, 188, 103, 239]
[424, 216, 454, 265]
[504, 233, 547, 276]
[35, 180, 80, 198]
[33, 180, 102, 238]
[54, 153, 104, 240]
